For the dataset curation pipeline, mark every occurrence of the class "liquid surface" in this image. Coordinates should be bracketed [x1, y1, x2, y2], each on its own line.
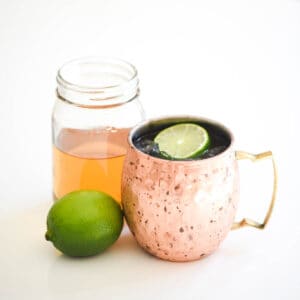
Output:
[133, 121, 231, 160]
[53, 127, 130, 202]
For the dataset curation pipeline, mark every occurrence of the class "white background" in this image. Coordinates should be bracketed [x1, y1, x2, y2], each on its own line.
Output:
[0, 0, 299, 299]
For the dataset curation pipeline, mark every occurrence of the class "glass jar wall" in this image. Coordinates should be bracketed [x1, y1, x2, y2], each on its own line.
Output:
[52, 57, 145, 202]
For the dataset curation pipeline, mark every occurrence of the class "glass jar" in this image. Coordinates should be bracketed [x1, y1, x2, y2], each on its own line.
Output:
[52, 57, 145, 202]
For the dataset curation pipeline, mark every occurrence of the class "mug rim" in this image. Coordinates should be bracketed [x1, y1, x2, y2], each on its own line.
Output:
[128, 115, 235, 164]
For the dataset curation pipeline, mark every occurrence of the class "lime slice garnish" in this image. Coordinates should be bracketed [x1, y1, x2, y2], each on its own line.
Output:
[154, 123, 210, 159]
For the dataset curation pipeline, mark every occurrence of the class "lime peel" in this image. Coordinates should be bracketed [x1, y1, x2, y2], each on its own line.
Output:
[45, 190, 123, 257]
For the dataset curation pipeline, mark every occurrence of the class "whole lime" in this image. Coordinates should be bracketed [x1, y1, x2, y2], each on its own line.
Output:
[45, 190, 123, 257]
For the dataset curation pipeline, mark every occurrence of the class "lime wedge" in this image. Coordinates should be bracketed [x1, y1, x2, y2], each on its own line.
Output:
[154, 123, 210, 159]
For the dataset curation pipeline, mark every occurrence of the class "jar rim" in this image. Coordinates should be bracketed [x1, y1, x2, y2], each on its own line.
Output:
[56, 56, 138, 92]
[56, 57, 139, 106]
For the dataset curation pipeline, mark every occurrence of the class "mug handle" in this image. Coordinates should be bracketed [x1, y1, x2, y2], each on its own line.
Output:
[231, 151, 278, 230]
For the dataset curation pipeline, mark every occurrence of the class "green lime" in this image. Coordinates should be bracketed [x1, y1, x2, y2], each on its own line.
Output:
[45, 190, 123, 257]
[154, 123, 210, 159]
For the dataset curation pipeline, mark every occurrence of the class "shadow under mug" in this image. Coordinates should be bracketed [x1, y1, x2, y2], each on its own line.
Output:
[122, 116, 277, 262]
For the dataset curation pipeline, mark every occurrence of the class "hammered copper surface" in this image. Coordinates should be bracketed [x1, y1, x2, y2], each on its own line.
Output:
[122, 145, 239, 262]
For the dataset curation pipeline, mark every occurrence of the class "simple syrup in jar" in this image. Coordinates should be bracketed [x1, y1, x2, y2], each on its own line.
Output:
[52, 57, 145, 202]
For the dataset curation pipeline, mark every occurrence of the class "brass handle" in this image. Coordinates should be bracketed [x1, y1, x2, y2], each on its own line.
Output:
[231, 151, 278, 230]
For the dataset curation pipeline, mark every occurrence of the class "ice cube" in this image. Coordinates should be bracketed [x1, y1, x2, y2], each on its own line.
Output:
[135, 138, 160, 156]
[201, 146, 227, 159]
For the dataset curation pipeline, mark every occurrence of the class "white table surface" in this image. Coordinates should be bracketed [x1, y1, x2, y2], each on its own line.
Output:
[0, 1, 299, 299]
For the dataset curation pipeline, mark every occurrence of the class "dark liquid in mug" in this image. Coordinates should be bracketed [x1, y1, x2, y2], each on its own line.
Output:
[133, 120, 231, 160]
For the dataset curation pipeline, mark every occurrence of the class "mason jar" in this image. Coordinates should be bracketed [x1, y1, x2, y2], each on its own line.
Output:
[52, 57, 145, 202]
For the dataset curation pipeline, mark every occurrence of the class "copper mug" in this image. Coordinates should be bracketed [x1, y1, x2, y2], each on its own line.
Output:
[122, 116, 277, 262]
